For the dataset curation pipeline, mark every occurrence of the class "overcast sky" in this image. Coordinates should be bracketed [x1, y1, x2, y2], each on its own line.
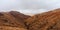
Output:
[0, 0, 60, 15]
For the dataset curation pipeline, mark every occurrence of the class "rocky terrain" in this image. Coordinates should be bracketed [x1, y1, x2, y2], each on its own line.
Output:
[0, 9, 60, 30]
[25, 9, 60, 30]
[0, 26, 27, 30]
[0, 11, 30, 30]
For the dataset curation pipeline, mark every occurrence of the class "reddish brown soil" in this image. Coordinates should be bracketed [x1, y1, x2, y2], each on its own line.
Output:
[25, 9, 60, 30]
[0, 26, 27, 30]
[0, 9, 60, 30]
[0, 11, 30, 30]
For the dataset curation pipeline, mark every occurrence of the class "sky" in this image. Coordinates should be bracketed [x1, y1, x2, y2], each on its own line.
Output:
[0, 0, 60, 15]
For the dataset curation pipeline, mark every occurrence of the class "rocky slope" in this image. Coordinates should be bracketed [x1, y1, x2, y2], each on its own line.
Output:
[0, 9, 60, 30]
[0, 11, 30, 30]
[0, 26, 27, 30]
[25, 9, 60, 30]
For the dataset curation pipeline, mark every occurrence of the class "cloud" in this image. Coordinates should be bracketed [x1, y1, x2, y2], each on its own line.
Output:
[0, 0, 21, 11]
[22, 0, 60, 10]
[17, 9, 49, 16]
[0, 0, 60, 10]
[0, 0, 60, 15]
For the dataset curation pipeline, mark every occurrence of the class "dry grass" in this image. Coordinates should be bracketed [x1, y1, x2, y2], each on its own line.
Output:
[0, 11, 30, 30]
[25, 9, 60, 30]
[0, 26, 27, 30]
[0, 9, 60, 30]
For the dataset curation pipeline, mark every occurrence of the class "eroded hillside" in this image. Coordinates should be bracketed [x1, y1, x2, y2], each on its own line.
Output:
[0, 11, 30, 30]
[25, 9, 60, 30]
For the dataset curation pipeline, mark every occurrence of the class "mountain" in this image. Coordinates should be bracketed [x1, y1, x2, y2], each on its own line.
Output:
[0, 11, 30, 30]
[9, 11, 30, 22]
[25, 8, 60, 30]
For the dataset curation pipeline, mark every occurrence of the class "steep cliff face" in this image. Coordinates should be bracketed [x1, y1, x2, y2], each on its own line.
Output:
[0, 11, 30, 30]
[25, 9, 60, 30]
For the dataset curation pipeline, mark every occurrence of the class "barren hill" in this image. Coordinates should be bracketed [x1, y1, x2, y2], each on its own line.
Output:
[1, 9, 60, 30]
[0, 11, 30, 30]
[25, 9, 60, 30]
